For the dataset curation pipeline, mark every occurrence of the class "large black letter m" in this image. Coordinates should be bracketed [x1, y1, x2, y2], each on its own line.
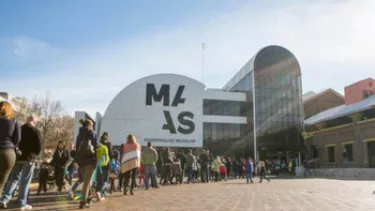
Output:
[146, 84, 170, 106]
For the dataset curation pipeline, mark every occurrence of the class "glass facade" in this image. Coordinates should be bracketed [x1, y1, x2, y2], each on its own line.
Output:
[253, 46, 303, 151]
[203, 99, 251, 117]
[203, 46, 304, 158]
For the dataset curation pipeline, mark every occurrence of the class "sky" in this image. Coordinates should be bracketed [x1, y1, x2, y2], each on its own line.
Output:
[1, 0, 375, 117]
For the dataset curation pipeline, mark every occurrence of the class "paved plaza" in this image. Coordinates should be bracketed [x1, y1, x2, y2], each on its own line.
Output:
[4, 178, 375, 211]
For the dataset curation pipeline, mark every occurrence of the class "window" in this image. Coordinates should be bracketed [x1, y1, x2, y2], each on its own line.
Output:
[343, 144, 354, 162]
[327, 146, 335, 163]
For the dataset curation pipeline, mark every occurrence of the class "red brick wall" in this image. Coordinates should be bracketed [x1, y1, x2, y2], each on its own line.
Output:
[344, 78, 375, 105]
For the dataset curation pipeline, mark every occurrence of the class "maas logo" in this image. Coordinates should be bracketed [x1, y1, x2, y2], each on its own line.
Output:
[146, 83, 195, 135]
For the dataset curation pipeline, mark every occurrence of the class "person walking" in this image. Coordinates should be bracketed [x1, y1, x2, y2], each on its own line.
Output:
[74, 119, 98, 209]
[117, 144, 124, 192]
[0, 101, 21, 197]
[245, 158, 254, 184]
[95, 132, 112, 199]
[162, 148, 173, 185]
[120, 135, 141, 195]
[0, 114, 41, 210]
[212, 156, 222, 182]
[50, 141, 71, 194]
[141, 141, 159, 190]
[199, 149, 210, 183]
[259, 160, 270, 183]
[185, 149, 195, 184]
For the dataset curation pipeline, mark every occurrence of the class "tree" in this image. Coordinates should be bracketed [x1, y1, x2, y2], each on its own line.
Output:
[11, 93, 74, 157]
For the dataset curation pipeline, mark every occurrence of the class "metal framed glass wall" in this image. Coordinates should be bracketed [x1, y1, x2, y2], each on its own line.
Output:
[253, 47, 303, 151]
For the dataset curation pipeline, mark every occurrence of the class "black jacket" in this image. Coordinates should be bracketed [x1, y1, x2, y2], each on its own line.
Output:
[17, 123, 42, 161]
[51, 148, 71, 168]
[0, 118, 21, 149]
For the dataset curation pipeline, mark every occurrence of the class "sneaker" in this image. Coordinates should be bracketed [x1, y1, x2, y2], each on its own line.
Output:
[68, 190, 75, 199]
[79, 202, 90, 209]
[0, 201, 7, 209]
[20, 204, 32, 210]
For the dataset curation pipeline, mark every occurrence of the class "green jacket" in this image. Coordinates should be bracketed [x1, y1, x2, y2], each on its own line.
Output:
[141, 147, 158, 166]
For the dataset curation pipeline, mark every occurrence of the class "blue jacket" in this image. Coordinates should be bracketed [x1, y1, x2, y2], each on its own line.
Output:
[245, 161, 253, 173]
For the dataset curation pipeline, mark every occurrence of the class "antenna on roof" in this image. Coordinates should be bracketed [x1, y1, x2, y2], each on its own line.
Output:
[202, 43, 205, 86]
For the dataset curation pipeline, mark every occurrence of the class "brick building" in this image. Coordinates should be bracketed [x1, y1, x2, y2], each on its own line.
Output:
[303, 80, 375, 168]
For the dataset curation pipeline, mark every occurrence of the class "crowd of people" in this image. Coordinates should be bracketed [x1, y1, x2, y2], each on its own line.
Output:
[0, 100, 287, 210]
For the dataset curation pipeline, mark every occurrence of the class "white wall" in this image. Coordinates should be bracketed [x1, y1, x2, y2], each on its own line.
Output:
[203, 115, 247, 124]
[204, 89, 246, 101]
[100, 74, 205, 148]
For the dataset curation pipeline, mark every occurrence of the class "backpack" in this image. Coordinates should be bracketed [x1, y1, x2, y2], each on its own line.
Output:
[96, 143, 109, 167]
[75, 130, 95, 162]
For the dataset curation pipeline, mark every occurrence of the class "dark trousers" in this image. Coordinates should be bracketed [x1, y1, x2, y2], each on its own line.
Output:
[54, 167, 65, 192]
[200, 164, 209, 183]
[122, 168, 137, 192]
[96, 167, 109, 194]
[214, 172, 219, 182]
[118, 173, 123, 190]
[162, 165, 172, 184]
[37, 179, 47, 194]
[0, 149, 16, 196]
[259, 169, 270, 182]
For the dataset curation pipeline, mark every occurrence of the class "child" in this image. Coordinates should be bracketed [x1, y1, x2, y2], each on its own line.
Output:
[220, 164, 227, 181]
[109, 151, 120, 194]
[245, 158, 254, 184]
[37, 162, 49, 195]
[138, 164, 145, 186]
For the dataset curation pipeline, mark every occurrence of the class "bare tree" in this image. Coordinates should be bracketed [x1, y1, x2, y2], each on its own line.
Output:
[37, 93, 63, 155]
[11, 93, 74, 157]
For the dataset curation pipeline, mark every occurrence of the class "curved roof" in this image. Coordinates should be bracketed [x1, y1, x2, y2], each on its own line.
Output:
[222, 45, 299, 91]
[304, 95, 375, 125]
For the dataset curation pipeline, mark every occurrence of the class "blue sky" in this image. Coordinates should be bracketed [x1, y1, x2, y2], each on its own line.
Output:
[1, 0, 374, 116]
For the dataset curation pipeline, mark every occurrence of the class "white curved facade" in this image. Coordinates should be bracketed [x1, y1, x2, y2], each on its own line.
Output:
[100, 74, 206, 147]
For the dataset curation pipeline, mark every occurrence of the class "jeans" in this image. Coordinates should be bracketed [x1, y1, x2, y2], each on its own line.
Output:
[96, 167, 109, 194]
[246, 172, 253, 183]
[1, 161, 35, 208]
[187, 166, 193, 183]
[66, 169, 74, 186]
[144, 166, 158, 189]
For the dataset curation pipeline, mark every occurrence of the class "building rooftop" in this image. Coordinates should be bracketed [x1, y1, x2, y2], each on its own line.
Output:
[303, 88, 344, 104]
[304, 95, 375, 125]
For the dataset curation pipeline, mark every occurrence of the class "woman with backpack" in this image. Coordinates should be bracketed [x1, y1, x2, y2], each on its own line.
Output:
[50, 141, 71, 194]
[120, 135, 141, 196]
[74, 119, 98, 209]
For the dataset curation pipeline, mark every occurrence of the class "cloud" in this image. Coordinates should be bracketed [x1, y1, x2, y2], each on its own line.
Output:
[2, 0, 375, 117]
